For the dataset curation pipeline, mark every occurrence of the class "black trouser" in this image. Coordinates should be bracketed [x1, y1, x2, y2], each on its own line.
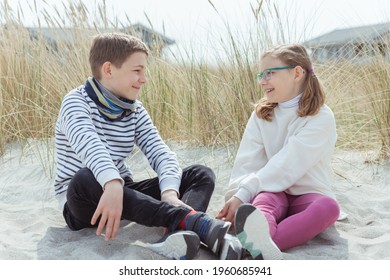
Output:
[63, 164, 215, 233]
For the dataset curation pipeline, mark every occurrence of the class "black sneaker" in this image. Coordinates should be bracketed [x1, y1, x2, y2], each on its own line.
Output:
[234, 204, 283, 260]
[219, 233, 243, 260]
[146, 230, 200, 260]
[185, 213, 231, 254]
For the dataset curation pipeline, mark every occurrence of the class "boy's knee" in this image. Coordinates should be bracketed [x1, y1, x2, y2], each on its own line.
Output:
[189, 164, 216, 181]
[68, 168, 96, 193]
[73, 168, 94, 180]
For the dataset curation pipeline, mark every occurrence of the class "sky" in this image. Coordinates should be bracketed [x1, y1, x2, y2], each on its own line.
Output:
[2, 0, 389, 63]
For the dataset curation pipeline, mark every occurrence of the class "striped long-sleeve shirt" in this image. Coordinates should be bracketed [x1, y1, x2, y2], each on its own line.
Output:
[54, 85, 182, 209]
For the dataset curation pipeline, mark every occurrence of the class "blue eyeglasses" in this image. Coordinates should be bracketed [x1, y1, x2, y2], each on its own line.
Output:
[256, 66, 296, 83]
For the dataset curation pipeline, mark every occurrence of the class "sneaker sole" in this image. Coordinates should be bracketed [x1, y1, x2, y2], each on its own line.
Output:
[219, 234, 242, 260]
[209, 221, 231, 254]
[146, 231, 200, 260]
[235, 204, 283, 260]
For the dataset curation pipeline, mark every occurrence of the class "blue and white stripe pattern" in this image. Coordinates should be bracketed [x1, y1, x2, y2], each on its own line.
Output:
[54, 86, 182, 208]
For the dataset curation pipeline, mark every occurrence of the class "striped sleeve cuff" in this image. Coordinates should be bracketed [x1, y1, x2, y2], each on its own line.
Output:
[96, 168, 124, 189]
[159, 177, 181, 195]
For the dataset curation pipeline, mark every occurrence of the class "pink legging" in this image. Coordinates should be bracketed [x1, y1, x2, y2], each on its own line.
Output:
[251, 192, 340, 251]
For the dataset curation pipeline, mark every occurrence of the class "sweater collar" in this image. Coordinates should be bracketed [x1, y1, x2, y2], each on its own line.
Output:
[278, 93, 302, 108]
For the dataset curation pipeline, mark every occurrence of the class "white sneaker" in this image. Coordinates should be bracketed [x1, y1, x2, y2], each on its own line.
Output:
[234, 204, 283, 260]
[146, 230, 200, 260]
[219, 233, 242, 260]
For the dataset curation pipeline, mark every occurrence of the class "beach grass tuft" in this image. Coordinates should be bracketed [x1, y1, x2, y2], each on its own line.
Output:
[0, 0, 388, 163]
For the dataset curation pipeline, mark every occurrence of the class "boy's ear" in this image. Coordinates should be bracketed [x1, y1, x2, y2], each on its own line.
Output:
[101, 61, 112, 78]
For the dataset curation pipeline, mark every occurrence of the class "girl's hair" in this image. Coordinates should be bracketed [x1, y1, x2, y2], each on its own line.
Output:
[89, 32, 149, 80]
[255, 44, 325, 121]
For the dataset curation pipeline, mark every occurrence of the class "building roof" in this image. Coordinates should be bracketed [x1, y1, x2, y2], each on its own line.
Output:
[26, 27, 95, 45]
[123, 23, 175, 46]
[304, 22, 390, 48]
[26, 23, 175, 49]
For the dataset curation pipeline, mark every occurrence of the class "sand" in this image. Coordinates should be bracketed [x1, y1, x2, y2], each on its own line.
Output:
[0, 139, 389, 260]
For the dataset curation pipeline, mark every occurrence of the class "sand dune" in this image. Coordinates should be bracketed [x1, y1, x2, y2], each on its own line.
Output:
[0, 140, 389, 260]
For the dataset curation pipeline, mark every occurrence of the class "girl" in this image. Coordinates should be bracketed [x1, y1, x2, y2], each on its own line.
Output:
[217, 44, 340, 260]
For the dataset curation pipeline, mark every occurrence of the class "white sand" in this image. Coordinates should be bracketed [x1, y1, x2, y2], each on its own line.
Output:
[0, 140, 389, 260]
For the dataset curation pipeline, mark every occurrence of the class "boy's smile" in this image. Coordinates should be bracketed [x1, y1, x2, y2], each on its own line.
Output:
[101, 51, 148, 100]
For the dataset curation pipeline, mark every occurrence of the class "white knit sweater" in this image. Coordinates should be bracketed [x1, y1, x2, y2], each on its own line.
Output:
[229, 104, 337, 203]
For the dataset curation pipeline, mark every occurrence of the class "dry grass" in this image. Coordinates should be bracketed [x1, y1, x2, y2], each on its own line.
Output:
[318, 58, 389, 160]
[0, 0, 388, 163]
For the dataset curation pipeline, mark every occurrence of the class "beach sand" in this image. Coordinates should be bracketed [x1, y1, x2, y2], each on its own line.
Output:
[0, 140, 389, 260]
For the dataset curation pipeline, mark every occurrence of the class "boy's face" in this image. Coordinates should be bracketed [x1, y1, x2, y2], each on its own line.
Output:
[102, 51, 148, 100]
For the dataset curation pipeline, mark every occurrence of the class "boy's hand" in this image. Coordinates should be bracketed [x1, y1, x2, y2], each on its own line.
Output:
[161, 189, 193, 210]
[216, 196, 243, 224]
[91, 179, 123, 241]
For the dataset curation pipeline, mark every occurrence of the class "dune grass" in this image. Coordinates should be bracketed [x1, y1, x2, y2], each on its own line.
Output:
[0, 0, 388, 164]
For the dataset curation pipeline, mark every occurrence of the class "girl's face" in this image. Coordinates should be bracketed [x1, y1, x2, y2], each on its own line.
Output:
[258, 55, 303, 103]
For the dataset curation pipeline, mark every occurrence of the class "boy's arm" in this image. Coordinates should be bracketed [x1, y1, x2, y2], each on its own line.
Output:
[59, 93, 124, 240]
[134, 106, 192, 208]
[59, 92, 123, 188]
[161, 189, 193, 209]
[134, 106, 182, 196]
[91, 179, 123, 241]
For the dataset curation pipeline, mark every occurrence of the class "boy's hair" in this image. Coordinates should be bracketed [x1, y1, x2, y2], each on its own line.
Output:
[256, 44, 325, 121]
[89, 32, 149, 80]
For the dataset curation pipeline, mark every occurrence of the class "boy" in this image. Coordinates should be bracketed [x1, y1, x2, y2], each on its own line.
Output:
[54, 32, 231, 259]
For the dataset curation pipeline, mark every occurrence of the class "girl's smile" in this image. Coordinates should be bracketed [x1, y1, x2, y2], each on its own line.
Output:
[259, 56, 303, 104]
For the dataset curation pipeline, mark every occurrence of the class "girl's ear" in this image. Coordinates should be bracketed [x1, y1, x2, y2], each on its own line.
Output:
[101, 61, 112, 78]
[294, 66, 305, 81]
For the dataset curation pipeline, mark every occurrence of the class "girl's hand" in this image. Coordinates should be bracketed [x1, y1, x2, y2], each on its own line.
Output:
[216, 196, 243, 224]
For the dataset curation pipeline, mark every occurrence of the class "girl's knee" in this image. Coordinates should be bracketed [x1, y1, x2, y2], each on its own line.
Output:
[328, 197, 340, 220]
[319, 196, 340, 223]
[251, 191, 288, 207]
